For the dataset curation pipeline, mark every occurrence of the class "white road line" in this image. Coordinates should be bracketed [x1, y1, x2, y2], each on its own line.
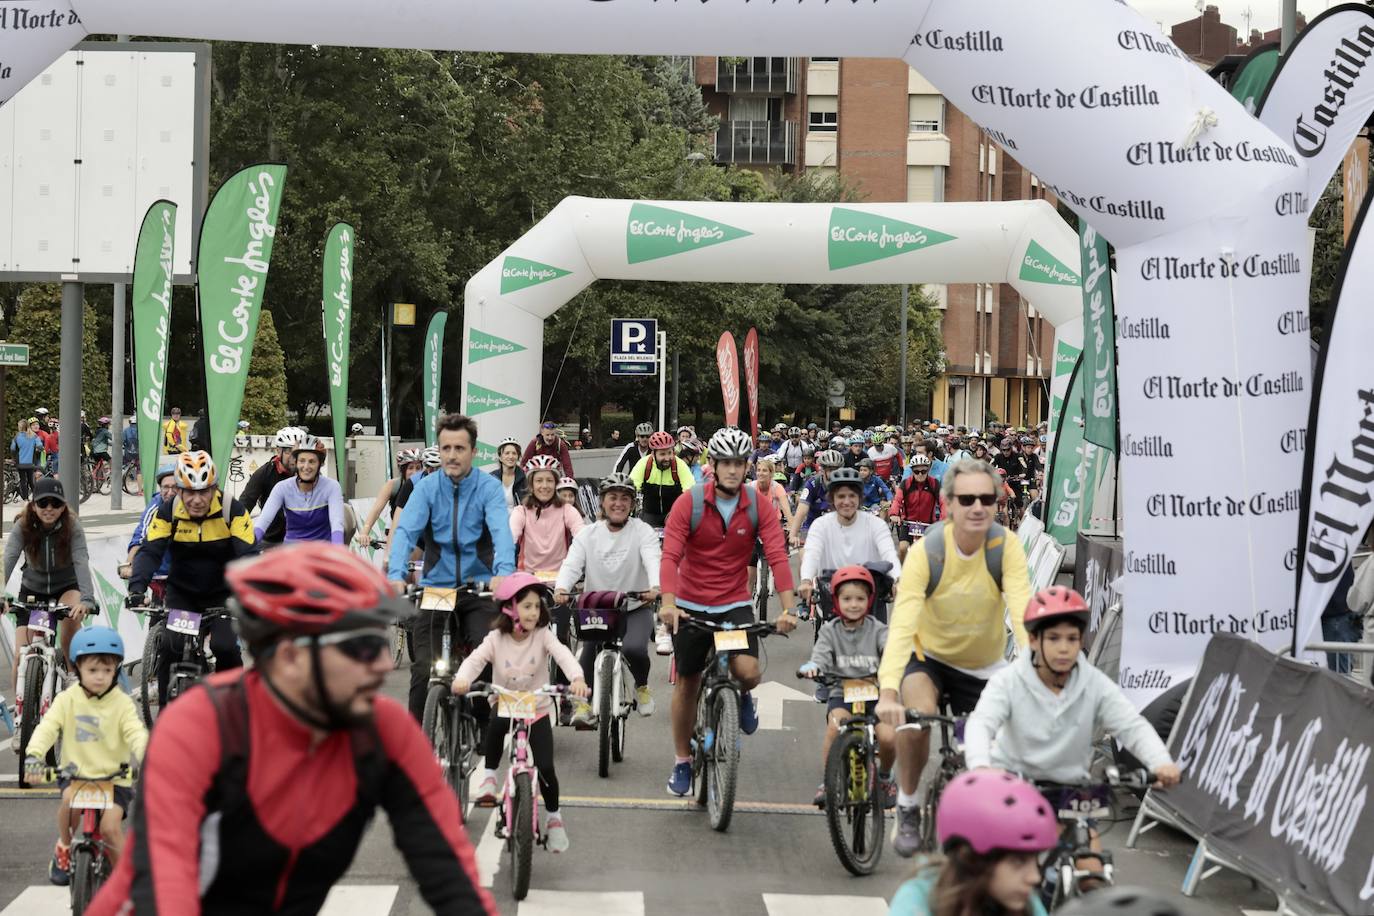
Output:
[518, 890, 644, 916]
[1240, 911, 1280, 916]
[0, 773, 17, 782]
[762, 893, 888, 916]
[318, 885, 399, 916]
[473, 804, 503, 889]
[0, 886, 67, 916]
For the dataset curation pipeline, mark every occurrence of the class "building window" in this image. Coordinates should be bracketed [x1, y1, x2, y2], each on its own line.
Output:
[808, 95, 838, 132]
[908, 95, 944, 134]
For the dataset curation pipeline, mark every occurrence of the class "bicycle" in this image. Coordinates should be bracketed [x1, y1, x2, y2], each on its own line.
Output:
[1034, 767, 1152, 908]
[897, 708, 967, 855]
[569, 591, 641, 778]
[803, 672, 885, 876]
[365, 539, 408, 669]
[678, 616, 780, 832]
[129, 593, 168, 728]
[3, 460, 22, 504]
[120, 457, 141, 497]
[9, 599, 74, 787]
[33, 763, 131, 915]
[159, 605, 233, 708]
[77, 457, 94, 504]
[90, 455, 112, 496]
[464, 682, 569, 901]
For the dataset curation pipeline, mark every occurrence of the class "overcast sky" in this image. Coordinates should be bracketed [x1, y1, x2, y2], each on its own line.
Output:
[1127, 1, 1337, 35]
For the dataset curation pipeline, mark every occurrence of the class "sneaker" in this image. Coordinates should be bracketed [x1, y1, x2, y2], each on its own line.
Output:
[48, 842, 70, 886]
[880, 776, 898, 810]
[655, 624, 674, 656]
[9, 732, 18, 753]
[635, 685, 655, 717]
[738, 692, 759, 735]
[892, 804, 923, 858]
[474, 775, 498, 807]
[545, 814, 569, 854]
[813, 783, 826, 809]
[570, 700, 596, 730]
[666, 761, 692, 797]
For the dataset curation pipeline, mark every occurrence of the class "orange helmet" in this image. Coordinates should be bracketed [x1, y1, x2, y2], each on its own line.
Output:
[174, 450, 217, 491]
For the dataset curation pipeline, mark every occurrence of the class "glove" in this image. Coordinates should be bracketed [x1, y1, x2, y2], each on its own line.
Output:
[798, 662, 820, 679]
[23, 756, 43, 781]
[125, 593, 146, 609]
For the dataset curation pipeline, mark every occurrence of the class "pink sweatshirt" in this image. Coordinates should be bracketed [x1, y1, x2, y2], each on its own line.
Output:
[456, 627, 583, 716]
[509, 502, 584, 573]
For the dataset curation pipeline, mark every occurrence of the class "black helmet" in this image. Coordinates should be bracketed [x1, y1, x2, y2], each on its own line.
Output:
[1055, 887, 1190, 916]
[826, 467, 864, 494]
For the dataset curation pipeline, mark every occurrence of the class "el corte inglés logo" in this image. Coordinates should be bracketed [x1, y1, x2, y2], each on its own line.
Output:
[1019, 240, 1081, 286]
[468, 328, 527, 364]
[466, 383, 524, 416]
[474, 439, 500, 464]
[501, 256, 572, 294]
[626, 203, 752, 264]
[827, 208, 957, 269]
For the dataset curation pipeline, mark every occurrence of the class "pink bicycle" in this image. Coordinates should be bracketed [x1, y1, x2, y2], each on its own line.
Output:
[465, 682, 567, 901]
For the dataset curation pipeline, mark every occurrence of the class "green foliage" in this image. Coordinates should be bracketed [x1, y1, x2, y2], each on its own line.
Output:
[2, 284, 109, 427]
[1309, 174, 1344, 336]
[241, 309, 288, 432]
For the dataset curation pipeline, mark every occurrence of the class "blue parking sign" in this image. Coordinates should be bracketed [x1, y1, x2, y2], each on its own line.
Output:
[610, 318, 658, 376]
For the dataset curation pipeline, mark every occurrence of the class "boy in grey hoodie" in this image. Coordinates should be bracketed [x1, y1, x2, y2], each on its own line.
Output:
[799, 565, 895, 808]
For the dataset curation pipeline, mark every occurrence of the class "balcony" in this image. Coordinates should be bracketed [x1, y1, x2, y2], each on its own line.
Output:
[715, 57, 800, 95]
[713, 120, 798, 167]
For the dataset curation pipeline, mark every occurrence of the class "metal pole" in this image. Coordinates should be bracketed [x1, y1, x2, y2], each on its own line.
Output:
[59, 281, 83, 511]
[0, 367, 7, 530]
[382, 307, 394, 471]
[671, 350, 680, 431]
[1281, 0, 1297, 53]
[898, 284, 910, 429]
[657, 330, 667, 432]
[111, 282, 125, 509]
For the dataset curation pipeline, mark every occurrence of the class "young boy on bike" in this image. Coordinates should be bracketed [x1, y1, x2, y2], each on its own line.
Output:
[24, 627, 147, 885]
[798, 566, 895, 809]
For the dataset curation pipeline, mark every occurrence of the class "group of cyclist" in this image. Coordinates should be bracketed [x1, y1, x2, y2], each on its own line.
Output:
[0, 405, 1189, 916]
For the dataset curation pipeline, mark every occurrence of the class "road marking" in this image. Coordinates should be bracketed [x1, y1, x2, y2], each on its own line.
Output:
[0, 887, 67, 915]
[559, 794, 820, 815]
[0, 773, 17, 782]
[751, 681, 815, 731]
[319, 885, 399, 915]
[0, 787, 58, 798]
[763, 893, 888, 916]
[1240, 911, 1280, 916]
[519, 890, 644, 916]
[473, 803, 503, 888]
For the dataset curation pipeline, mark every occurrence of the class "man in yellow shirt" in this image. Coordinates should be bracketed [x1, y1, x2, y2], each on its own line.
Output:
[875, 459, 1031, 858]
[162, 407, 188, 455]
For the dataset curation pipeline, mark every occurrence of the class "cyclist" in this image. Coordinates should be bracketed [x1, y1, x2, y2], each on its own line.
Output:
[490, 436, 528, 509]
[161, 406, 188, 455]
[775, 426, 808, 475]
[126, 451, 259, 706]
[88, 544, 498, 916]
[10, 417, 40, 500]
[678, 436, 705, 485]
[876, 459, 1033, 857]
[788, 448, 843, 548]
[842, 433, 867, 470]
[630, 430, 693, 529]
[746, 455, 795, 606]
[25, 626, 147, 885]
[119, 462, 178, 600]
[614, 422, 654, 475]
[659, 427, 799, 796]
[856, 458, 893, 511]
[798, 468, 900, 622]
[454, 572, 588, 853]
[388, 414, 515, 721]
[121, 417, 139, 483]
[90, 416, 113, 477]
[511, 455, 583, 574]
[556, 476, 580, 509]
[252, 436, 346, 545]
[355, 447, 422, 550]
[3, 478, 96, 699]
[868, 431, 903, 482]
[555, 472, 662, 727]
[797, 566, 894, 808]
[888, 770, 1057, 916]
[521, 420, 575, 478]
[890, 454, 941, 563]
[241, 427, 302, 545]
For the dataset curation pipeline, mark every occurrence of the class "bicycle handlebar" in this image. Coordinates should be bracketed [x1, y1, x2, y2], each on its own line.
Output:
[464, 682, 570, 699]
[676, 617, 780, 638]
[1031, 767, 1154, 793]
[28, 762, 131, 784]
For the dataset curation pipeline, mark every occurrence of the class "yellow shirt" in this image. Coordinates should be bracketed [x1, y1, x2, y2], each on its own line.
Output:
[25, 682, 148, 786]
[878, 523, 1032, 692]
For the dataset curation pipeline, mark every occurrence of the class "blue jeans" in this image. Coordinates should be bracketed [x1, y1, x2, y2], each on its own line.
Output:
[1321, 611, 1362, 675]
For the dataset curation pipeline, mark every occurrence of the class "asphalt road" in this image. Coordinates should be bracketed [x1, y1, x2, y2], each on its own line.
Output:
[0, 579, 1281, 915]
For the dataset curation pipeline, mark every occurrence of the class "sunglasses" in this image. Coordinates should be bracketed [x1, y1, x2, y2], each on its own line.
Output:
[297, 630, 392, 664]
[34, 498, 64, 510]
[913, 470, 928, 476]
[954, 493, 998, 507]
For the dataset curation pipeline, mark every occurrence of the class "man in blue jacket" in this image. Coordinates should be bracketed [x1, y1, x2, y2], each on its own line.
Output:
[388, 413, 515, 720]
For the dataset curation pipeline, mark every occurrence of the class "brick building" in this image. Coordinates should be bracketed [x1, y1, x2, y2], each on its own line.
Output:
[693, 56, 1055, 428]
[1169, 5, 1240, 64]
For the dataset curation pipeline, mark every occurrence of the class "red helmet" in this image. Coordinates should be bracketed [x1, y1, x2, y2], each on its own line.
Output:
[226, 543, 410, 642]
[1023, 586, 1090, 635]
[647, 431, 676, 450]
[829, 565, 876, 614]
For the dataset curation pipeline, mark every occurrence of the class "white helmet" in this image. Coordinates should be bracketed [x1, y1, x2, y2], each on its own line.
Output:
[816, 449, 843, 469]
[273, 427, 304, 449]
[707, 427, 753, 461]
[397, 447, 421, 467]
[292, 435, 326, 459]
[557, 476, 578, 492]
[421, 446, 441, 468]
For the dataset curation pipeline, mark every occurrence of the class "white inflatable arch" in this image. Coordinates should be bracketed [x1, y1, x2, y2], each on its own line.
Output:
[462, 197, 1085, 454]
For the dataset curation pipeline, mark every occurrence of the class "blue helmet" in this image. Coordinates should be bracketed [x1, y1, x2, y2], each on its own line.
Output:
[846, 434, 865, 446]
[69, 625, 123, 666]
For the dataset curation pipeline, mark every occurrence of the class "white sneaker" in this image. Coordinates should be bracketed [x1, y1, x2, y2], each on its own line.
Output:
[474, 775, 498, 807]
[545, 814, 570, 853]
[636, 685, 655, 717]
[9, 732, 19, 753]
[655, 624, 674, 656]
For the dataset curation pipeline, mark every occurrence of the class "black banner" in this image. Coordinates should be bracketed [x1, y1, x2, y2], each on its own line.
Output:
[1074, 533, 1122, 652]
[1158, 635, 1374, 914]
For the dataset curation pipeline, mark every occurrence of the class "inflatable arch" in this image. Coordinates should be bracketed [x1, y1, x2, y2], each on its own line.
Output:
[462, 197, 1086, 456]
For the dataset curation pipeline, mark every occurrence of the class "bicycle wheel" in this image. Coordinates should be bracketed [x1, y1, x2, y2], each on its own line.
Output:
[5, 467, 20, 503]
[1050, 860, 1075, 909]
[17, 658, 44, 787]
[456, 711, 482, 821]
[95, 461, 112, 496]
[69, 846, 96, 915]
[754, 565, 769, 623]
[611, 662, 630, 764]
[707, 689, 740, 832]
[421, 683, 450, 755]
[823, 730, 884, 876]
[138, 623, 163, 728]
[390, 623, 407, 670]
[79, 465, 93, 504]
[596, 652, 615, 778]
[920, 766, 953, 854]
[122, 463, 141, 496]
[509, 771, 534, 901]
[445, 704, 467, 818]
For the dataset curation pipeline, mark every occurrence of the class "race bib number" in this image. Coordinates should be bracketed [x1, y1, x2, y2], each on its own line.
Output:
[842, 679, 879, 703]
[167, 610, 202, 636]
[713, 630, 749, 652]
[497, 691, 539, 721]
[906, 521, 929, 538]
[1054, 786, 1110, 819]
[420, 587, 457, 612]
[27, 610, 52, 633]
[71, 781, 114, 810]
[533, 570, 559, 584]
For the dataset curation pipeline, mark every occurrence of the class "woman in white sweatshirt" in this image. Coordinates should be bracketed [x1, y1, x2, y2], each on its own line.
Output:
[798, 469, 901, 621]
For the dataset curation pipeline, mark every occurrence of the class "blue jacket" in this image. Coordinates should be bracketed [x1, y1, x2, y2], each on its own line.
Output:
[861, 475, 892, 508]
[128, 495, 172, 578]
[122, 425, 139, 458]
[10, 432, 38, 465]
[387, 467, 515, 586]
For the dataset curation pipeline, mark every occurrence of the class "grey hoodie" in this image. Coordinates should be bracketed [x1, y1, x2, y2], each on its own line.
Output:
[964, 649, 1172, 783]
[808, 615, 888, 678]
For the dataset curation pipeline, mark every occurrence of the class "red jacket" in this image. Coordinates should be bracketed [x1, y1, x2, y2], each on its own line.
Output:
[891, 474, 941, 524]
[660, 480, 795, 608]
[521, 435, 574, 478]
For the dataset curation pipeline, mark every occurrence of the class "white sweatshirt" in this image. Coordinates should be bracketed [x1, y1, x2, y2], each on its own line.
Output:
[799, 511, 901, 586]
[964, 649, 1173, 783]
[555, 518, 661, 607]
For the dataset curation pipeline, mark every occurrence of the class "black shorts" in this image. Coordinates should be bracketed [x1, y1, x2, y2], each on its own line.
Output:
[671, 605, 758, 678]
[12, 586, 79, 626]
[902, 653, 989, 716]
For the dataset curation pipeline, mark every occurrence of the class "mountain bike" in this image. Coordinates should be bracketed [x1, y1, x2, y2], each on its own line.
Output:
[679, 616, 780, 833]
[162, 606, 233, 707]
[570, 591, 640, 778]
[34, 763, 131, 915]
[804, 673, 885, 875]
[9, 599, 73, 787]
[90, 455, 112, 496]
[121, 457, 141, 497]
[130, 593, 168, 728]
[899, 709, 967, 855]
[465, 682, 569, 901]
[1035, 767, 1152, 908]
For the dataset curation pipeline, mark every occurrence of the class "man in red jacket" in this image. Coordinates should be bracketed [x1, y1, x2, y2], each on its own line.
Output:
[658, 427, 798, 797]
[521, 420, 575, 478]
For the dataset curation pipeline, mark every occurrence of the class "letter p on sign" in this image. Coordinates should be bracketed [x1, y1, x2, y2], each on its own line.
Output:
[616, 319, 653, 354]
[609, 318, 658, 376]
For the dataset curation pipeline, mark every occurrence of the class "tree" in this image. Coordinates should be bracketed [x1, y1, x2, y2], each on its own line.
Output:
[240, 309, 288, 432]
[3, 284, 110, 428]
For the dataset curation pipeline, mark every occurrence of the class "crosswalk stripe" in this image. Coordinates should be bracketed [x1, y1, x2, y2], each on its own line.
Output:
[518, 890, 644, 916]
[473, 805, 503, 888]
[762, 893, 888, 916]
[319, 885, 399, 915]
[0, 886, 67, 916]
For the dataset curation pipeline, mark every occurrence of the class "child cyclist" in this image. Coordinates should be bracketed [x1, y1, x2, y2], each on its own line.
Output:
[889, 770, 1057, 915]
[452, 572, 589, 853]
[24, 626, 147, 885]
[798, 565, 895, 808]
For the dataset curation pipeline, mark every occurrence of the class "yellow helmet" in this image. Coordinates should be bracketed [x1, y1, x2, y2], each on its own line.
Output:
[174, 450, 217, 491]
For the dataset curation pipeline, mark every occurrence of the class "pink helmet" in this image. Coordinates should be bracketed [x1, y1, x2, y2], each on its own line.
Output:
[935, 770, 1058, 855]
[492, 572, 552, 629]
